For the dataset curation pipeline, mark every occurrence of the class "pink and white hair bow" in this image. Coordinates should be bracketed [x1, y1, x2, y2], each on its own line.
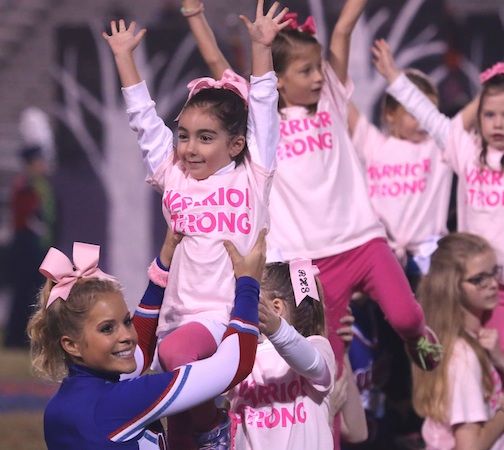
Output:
[284, 12, 317, 36]
[480, 62, 504, 84]
[186, 69, 249, 103]
[39, 242, 116, 309]
[289, 259, 320, 307]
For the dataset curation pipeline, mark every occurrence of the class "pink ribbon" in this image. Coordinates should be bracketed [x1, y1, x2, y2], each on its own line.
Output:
[39, 242, 116, 309]
[284, 12, 317, 36]
[289, 259, 320, 307]
[480, 62, 504, 84]
[186, 69, 249, 103]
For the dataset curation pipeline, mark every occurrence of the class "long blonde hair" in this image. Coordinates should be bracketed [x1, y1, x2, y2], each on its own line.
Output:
[27, 278, 122, 382]
[413, 233, 495, 422]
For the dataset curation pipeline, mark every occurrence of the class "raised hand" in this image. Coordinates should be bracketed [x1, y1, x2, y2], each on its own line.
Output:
[224, 228, 267, 282]
[102, 19, 146, 57]
[372, 39, 400, 83]
[239, 0, 290, 48]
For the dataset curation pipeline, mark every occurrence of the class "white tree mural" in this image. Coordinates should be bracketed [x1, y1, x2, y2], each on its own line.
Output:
[52, 20, 198, 304]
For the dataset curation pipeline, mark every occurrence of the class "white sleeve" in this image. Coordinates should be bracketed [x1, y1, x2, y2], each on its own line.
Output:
[387, 73, 450, 149]
[122, 80, 175, 177]
[247, 71, 279, 171]
[268, 318, 331, 387]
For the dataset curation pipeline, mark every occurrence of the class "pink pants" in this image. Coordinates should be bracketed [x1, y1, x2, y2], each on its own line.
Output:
[315, 238, 426, 450]
[484, 286, 504, 350]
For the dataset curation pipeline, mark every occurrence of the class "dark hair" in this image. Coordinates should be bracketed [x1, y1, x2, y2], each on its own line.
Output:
[261, 262, 325, 337]
[477, 74, 504, 171]
[383, 69, 438, 117]
[272, 29, 321, 112]
[183, 88, 249, 165]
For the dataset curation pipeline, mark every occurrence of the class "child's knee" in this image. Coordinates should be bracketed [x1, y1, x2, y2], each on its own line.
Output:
[158, 336, 196, 371]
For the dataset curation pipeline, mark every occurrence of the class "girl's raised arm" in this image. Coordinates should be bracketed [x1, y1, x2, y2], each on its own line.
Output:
[329, 0, 367, 84]
[181, 0, 231, 79]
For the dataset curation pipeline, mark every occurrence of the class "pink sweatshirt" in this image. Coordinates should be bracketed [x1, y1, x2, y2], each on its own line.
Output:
[123, 72, 278, 333]
[267, 62, 384, 261]
[388, 74, 504, 266]
[352, 114, 452, 256]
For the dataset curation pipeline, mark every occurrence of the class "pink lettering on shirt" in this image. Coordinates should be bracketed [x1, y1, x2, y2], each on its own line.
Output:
[464, 167, 504, 209]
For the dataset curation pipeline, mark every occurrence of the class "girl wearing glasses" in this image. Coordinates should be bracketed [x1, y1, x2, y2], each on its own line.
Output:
[412, 232, 504, 450]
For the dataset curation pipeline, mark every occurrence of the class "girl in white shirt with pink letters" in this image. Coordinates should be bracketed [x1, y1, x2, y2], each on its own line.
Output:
[104, 2, 289, 448]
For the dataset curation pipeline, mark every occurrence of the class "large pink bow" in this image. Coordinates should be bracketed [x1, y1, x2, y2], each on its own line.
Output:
[186, 69, 249, 103]
[289, 259, 320, 307]
[284, 12, 317, 36]
[480, 62, 504, 84]
[39, 242, 116, 309]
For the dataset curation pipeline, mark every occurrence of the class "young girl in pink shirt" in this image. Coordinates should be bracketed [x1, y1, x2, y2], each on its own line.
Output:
[103, 3, 289, 448]
[374, 40, 504, 350]
[181, 0, 441, 382]
[227, 260, 367, 450]
[349, 69, 477, 276]
[413, 233, 504, 450]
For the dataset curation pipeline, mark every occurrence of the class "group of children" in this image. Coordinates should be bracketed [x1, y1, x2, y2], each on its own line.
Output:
[25, 0, 504, 449]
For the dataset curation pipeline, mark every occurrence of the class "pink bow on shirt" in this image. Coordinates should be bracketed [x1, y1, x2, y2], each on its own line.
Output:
[289, 259, 320, 307]
[284, 12, 317, 36]
[39, 242, 116, 309]
[186, 69, 249, 103]
[480, 62, 504, 84]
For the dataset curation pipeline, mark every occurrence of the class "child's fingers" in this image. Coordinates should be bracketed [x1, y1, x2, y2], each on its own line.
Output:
[266, 1, 279, 18]
[256, 0, 265, 18]
[110, 20, 117, 34]
[119, 19, 126, 31]
[239, 14, 253, 31]
[134, 28, 147, 43]
[339, 315, 355, 325]
[128, 21, 137, 33]
[276, 8, 291, 30]
[102, 32, 110, 41]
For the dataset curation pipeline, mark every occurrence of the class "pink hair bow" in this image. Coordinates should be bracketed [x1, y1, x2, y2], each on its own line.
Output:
[186, 69, 249, 103]
[289, 259, 320, 307]
[284, 12, 317, 36]
[480, 62, 504, 84]
[39, 242, 116, 309]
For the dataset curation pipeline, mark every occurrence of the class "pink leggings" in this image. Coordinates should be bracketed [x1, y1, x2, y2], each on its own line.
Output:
[158, 322, 220, 450]
[315, 238, 425, 368]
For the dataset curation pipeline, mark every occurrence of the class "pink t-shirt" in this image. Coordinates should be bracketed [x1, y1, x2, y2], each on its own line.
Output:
[228, 336, 336, 450]
[422, 339, 504, 450]
[267, 63, 384, 261]
[352, 114, 452, 255]
[443, 115, 504, 266]
[123, 73, 278, 332]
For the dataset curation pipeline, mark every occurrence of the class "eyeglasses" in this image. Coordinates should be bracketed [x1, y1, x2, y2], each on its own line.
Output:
[463, 265, 503, 289]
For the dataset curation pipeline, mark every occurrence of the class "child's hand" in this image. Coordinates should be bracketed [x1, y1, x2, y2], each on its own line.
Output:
[224, 229, 267, 282]
[239, 0, 291, 48]
[259, 297, 282, 336]
[336, 312, 355, 351]
[159, 228, 183, 268]
[102, 20, 146, 57]
[372, 39, 400, 83]
[331, 366, 349, 414]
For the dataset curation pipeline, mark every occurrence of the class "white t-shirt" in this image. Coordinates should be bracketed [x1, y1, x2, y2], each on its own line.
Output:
[228, 335, 336, 450]
[352, 114, 452, 255]
[387, 74, 504, 267]
[267, 62, 384, 261]
[422, 339, 504, 450]
[123, 72, 278, 332]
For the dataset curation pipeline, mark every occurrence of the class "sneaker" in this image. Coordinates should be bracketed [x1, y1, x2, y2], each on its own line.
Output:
[195, 410, 231, 450]
[405, 326, 443, 371]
